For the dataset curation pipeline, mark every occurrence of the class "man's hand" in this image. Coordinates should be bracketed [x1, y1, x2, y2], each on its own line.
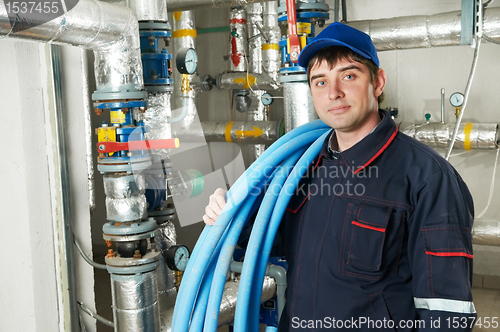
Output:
[202, 188, 227, 225]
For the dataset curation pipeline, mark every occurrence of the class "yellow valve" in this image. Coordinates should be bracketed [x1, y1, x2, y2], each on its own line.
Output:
[175, 270, 184, 290]
[455, 106, 461, 119]
[181, 74, 192, 94]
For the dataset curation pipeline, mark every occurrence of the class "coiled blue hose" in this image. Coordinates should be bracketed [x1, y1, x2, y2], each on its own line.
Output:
[172, 120, 330, 332]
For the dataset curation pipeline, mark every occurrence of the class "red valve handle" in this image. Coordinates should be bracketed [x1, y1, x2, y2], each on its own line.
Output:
[97, 138, 180, 153]
[286, 0, 301, 63]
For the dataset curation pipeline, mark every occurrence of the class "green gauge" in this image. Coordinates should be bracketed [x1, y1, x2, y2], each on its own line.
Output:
[176, 48, 198, 75]
[166, 245, 190, 271]
[450, 92, 464, 107]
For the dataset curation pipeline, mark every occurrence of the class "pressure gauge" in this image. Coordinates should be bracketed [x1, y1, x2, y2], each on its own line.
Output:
[450, 92, 464, 107]
[176, 48, 198, 75]
[261, 93, 274, 106]
[166, 245, 190, 271]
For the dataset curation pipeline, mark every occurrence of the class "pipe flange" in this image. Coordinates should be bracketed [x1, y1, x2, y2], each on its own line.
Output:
[139, 22, 171, 31]
[200, 74, 214, 91]
[106, 251, 160, 274]
[103, 218, 158, 241]
[216, 73, 223, 90]
[145, 84, 175, 93]
[92, 88, 148, 102]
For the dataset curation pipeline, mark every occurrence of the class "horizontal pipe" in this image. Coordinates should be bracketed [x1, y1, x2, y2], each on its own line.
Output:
[473, 220, 500, 246]
[159, 276, 276, 331]
[400, 122, 499, 149]
[0, 0, 144, 94]
[216, 72, 279, 91]
[201, 121, 281, 144]
[166, 0, 275, 12]
[349, 7, 500, 51]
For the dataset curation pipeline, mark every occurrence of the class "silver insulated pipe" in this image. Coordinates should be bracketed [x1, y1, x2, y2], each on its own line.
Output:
[126, 0, 168, 22]
[229, 7, 248, 72]
[262, 1, 281, 83]
[167, 0, 276, 11]
[0, 0, 144, 95]
[348, 7, 500, 51]
[400, 122, 499, 150]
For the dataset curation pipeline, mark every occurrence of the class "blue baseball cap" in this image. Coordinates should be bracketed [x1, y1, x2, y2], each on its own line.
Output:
[297, 22, 379, 69]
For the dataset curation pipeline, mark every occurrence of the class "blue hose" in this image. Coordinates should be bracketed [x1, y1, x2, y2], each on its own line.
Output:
[246, 131, 331, 331]
[172, 120, 329, 331]
[203, 147, 308, 332]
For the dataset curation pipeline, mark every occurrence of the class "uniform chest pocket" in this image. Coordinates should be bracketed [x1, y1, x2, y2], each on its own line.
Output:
[342, 201, 404, 279]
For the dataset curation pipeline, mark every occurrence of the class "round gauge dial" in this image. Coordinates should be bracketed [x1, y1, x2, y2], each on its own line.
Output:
[450, 92, 464, 107]
[176, 48, 198, 75]
[166, 245, 190, 271]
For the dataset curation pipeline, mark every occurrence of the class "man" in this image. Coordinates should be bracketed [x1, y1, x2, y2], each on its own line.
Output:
[204, 23, 476, 331]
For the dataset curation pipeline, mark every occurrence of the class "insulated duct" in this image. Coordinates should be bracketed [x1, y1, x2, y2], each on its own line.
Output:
[401, 122, 499, 149]
[281, 79, 318, 132]
[201, 121, 280, 144]
[348, 7, 500, 51]
[159, 276, 276, 331]
[0, 0, 144, 95]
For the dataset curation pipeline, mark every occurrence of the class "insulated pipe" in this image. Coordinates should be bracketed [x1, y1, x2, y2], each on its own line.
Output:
[0, 0, 144, 95]
[282, 80, 318, 132]
[400, 122, 499, 150]
[171, 10, 197, 128]
[159, 276, 277, 331]
[216, 72, 279, 90]
[167, 0, 275, 11]
[126, 0, 168, 22]
[473, 220, 500, 246]
[262, 1, 281, 83]
[229, 7, 248, 72]
[348, 7, 500, 51]
[245, 3, 263, 75]
[201, 121, 280, 144]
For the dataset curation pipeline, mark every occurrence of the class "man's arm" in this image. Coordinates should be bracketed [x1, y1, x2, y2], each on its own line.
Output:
[407, 170, 476, 331]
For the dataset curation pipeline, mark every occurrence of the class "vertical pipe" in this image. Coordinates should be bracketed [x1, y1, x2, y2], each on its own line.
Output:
[171, 10, 197, 129]
[51, 45, 80, 332]
[441, 88, 445, 123]
[262, 1, 281, 83]
[229, 7, 248, 72]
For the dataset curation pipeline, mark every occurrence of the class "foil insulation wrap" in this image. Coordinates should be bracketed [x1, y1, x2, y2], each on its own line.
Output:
[144, 92, 173, 156]
[0, 0, 144, 93]
[283, 82, 318, 132]
[217, 72, 279, 90]
[201, 121, 278, 144]
[473, 220, 500, 246]
[166, 0, 276, 11]
[262, 1, 281, 82]
[126, 0, 168, 22]
[171, 10, 197, 116]
[103, 174, 147, 222]
[245, 3, 263, 74]
[229, 7, 248, 72]
[111, 271, 160, 332]
[401, 123, 499, 149]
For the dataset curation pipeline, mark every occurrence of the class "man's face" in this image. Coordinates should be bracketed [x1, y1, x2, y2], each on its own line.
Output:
[309, 58, 385, 134]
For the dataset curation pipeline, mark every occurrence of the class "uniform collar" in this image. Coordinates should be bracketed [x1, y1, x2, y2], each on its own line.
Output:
[316, 109, 398, 174]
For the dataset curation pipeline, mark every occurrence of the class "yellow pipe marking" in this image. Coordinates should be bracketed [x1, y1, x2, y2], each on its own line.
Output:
[172, 29, 197, 38]
[235, 127, 264, 141]
[225, 121, 234, 143]
[262, 43, 279, 51]
[464, 122, 473, 150]
[173, 12, 182, 21]
[233, 75, 256, 89]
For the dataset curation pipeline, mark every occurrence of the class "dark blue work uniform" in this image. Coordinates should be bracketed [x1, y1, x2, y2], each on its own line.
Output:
[278, 110, 476, 331]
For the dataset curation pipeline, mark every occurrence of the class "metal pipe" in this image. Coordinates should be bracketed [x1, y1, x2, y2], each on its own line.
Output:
[400, 122, 499, 150]
[0, 0, 144, 95]
[166, 0, 275, 13]
[262, 1, 281, 83]
[126, 0, 168, 22]
[159, 276, 277, 331]
[245, 3, 263, 74]
[201, 121, 281, 144]
[229, 7, 248, 72]
[171, 10, 197, 131]
[78, 301, 115, 328]
[348, 7, 500, 51]
[440, 88, 445, 124]
[282, 80, 318, 132]
[473, 220, 500, 246]
[229, 261, 286, 321]
[50, 45, 80, 332]
[74, 236, 108, 270]
[216, 72, 279, 90]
